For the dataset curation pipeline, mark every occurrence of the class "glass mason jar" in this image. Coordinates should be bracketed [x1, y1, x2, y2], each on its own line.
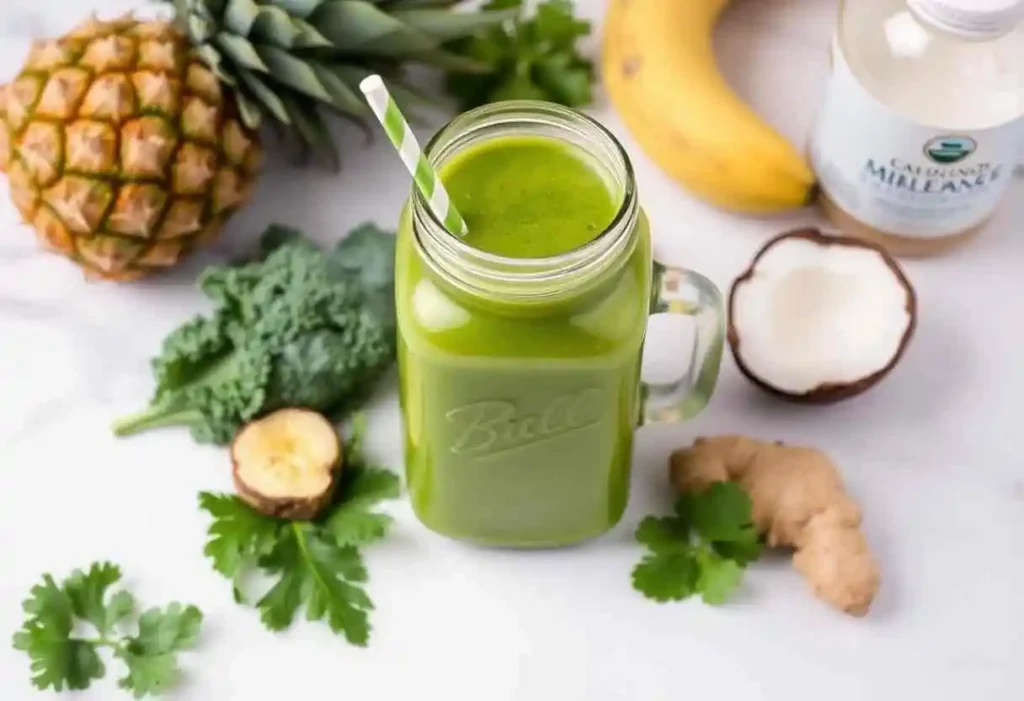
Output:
[396, 102, 726, 547]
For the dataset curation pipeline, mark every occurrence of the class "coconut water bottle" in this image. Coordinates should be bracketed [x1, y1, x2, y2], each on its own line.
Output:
[809, 0, 1024, 256]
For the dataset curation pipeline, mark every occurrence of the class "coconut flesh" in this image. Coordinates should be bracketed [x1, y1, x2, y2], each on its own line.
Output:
[728, 230, 916, 402]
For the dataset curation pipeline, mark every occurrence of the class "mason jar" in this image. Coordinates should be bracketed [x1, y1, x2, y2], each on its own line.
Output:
[396, 102, 726, 548]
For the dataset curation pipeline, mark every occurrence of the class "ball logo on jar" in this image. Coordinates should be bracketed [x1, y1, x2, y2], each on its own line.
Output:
[445, 389, 603, 457]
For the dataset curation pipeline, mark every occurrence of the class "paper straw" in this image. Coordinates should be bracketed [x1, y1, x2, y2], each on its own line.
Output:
[359, 74, 467, 237]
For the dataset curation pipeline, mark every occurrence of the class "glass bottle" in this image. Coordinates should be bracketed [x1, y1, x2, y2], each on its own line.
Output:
[810, 0, 1024, 256]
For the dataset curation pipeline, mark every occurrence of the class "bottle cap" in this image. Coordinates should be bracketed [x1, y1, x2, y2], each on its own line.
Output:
[909, 0, 1024, 38]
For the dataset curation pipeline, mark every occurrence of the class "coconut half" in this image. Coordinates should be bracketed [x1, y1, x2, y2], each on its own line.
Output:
[728, 229, 917, 404]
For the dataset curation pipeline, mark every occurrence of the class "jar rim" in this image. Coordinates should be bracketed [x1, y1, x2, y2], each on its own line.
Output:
[414, 100, 638, 271]
[410, 101, 640, 305]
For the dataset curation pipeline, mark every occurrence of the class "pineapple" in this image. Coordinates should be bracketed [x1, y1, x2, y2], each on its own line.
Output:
[0, 1, 511, 281]
[0, 17, 261, 281]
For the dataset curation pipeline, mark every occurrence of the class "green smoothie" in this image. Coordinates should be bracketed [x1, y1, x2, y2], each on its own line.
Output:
[396, 133, 652, 547]
[442, 136, 619, 257]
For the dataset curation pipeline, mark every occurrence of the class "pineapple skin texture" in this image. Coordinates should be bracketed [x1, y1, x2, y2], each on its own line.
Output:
[0, 15, 263, 281]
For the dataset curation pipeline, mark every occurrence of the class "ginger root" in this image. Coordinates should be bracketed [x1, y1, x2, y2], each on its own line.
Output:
[670, 436, 880, 617]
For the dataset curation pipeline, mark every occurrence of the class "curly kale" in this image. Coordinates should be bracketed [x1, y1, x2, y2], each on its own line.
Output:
[112, 223, 397, 445]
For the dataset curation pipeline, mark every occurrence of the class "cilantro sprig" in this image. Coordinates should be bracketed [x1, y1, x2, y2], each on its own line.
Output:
[12, 563, 202, 698]
[632, 482, 763, 605]
[445, 0, 594, 110]
[199, 415, 400, 645]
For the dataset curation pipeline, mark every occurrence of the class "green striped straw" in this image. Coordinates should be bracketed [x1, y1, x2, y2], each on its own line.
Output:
[359, 75, 467, 237]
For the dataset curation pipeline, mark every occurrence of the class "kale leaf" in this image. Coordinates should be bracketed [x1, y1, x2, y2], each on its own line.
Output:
[112, 223, 396, 445]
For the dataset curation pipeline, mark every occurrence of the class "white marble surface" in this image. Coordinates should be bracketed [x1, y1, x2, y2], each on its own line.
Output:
[2, 1, 1023, 700]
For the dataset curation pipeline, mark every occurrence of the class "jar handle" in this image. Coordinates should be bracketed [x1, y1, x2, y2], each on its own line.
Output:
[641, 261, 726, 425]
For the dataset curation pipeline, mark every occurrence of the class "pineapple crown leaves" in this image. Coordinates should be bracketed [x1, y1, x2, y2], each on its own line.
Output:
[159, 0, 516, 169]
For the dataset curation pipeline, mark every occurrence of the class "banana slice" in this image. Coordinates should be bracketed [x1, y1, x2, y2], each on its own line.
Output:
[232, 408, 342, 520]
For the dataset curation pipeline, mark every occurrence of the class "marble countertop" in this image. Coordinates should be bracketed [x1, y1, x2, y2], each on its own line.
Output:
[1, 1, 1022, 700]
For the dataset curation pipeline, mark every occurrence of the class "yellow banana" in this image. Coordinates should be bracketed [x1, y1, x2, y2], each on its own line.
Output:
[602, 0, 817, 214]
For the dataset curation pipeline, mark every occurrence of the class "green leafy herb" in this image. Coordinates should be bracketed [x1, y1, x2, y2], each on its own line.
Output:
[632, 482, 763, 605]
[12, 563, 202, 698]
[111, 223, 397, 446]
[199, 415, 400, 644]
[445, 0, 594, 110]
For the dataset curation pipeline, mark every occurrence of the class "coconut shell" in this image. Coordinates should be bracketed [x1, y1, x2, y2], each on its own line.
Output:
[727, 228, 917, 404]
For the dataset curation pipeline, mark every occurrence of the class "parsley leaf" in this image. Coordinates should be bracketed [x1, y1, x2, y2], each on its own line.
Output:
[199, 491, 279, 602]
[11, 563, 202, 698]
[677, 481, 759, 544]
[635, 516, 690, 552]
[696, 551, 744, 605]
[199, 414, 400, 644]
[325, 466, 401, 548]
[64, 562, 134, 636]
[632, 552, 699, 602]
[445, 0, 594, 110]
[710, 530, 763, 567]
[257, 523, 373, 643]
[631, 482, 763, 605]
[13, 573, 105, 693]
[117, 604, 203, 698]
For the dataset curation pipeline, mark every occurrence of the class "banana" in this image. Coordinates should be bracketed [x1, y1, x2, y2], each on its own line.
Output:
[232, 408, 342, 520]
[601, 0, 817, 214]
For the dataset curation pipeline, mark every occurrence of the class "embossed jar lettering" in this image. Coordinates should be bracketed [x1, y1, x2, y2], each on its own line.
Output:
[446, 389, 602, 456]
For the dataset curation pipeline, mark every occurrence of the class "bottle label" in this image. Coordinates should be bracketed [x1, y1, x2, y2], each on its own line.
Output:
[810, 38, 1024, 239]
